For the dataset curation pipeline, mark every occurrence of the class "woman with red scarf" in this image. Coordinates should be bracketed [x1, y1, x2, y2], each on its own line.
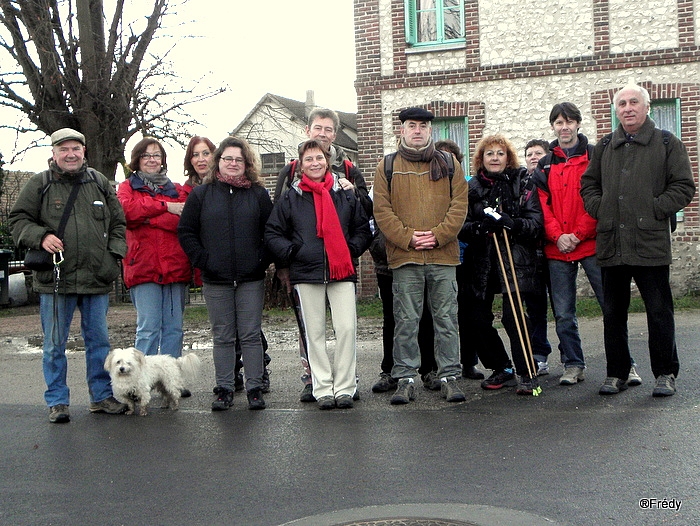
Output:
[178, 136, 273, 411]
[265, 140, 372, 410]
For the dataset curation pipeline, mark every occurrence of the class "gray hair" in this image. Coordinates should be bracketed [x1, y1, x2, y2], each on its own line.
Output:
[613, 84, 651, 107]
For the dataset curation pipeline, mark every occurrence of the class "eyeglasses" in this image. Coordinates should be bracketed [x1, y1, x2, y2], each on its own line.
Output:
[192, 151, 211, 159]
[140, 153, 162, 160]
[221, 156, 245, 165]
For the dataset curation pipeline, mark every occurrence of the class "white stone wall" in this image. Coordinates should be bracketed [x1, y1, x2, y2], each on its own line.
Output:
[379, 0, 394, 76]
[609, 0, 679, 53]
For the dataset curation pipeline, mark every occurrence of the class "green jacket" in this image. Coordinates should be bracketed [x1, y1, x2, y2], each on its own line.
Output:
[9, 165, 127, 294]
[580, 118, 695, 267]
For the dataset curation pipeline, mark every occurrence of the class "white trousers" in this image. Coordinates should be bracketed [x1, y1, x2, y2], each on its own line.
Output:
[295, 281, 357, 399]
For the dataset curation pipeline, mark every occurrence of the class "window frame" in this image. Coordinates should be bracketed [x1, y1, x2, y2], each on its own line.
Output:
[260, 152, 286, 173]
[405, 0, 466, 48]
[431, 117, 469, 177]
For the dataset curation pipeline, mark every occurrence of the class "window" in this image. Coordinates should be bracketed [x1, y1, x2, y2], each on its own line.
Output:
[261, 152, 286, 173]
[432, 118, 469, 176]
[405, 0, 465, 47]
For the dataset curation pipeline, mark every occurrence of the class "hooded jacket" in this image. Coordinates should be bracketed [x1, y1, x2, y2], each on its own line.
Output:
[9, 164, 126, 294]
[532, 133, 598, 262]
[580, 117, 695, 267]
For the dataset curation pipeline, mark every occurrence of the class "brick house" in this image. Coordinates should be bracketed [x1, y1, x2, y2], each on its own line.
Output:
[354, 0, 700, 295]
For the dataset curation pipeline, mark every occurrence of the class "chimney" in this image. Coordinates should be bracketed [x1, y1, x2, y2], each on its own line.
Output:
[305, 90, 315, 118]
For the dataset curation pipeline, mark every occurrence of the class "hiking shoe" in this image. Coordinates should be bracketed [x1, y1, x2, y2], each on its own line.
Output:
[180, 388, 192, 398]
[599, 377, 628, 395]
[560, 366, 585, 386]
[371, 372, 397, 393]
[441, 376, 466, 402]
[516, 376, 536, 396]
[390, 378, 416, 405]
[261, 369, 271, 393]
[481, 370, 517, 390]
[49, 404, 70, 424]
[299, 383, 316, 403]
[652, 374, 676, 397]
[212, 386, 234, 411]
[536, 361, 550, 376]
[352, 389, 360, 401]
[89, 396, 127, 414]
[421, 370, 442, 391]
[317, 395, 335, 410]
[462, 365, 485, 380]
[627, 365, 642, 387]
[234, 373, 245, 392]
[335, 394, 354, 409]
[247, 388, 266, 410]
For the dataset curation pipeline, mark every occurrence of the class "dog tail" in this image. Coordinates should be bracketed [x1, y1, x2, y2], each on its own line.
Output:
[177, 353, 201, 386]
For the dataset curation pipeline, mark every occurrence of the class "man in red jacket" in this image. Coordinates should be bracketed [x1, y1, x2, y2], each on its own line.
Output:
[532, 102, 642, 387]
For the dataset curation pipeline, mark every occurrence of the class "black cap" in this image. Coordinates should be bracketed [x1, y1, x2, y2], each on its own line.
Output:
[398, 107, 435, 123]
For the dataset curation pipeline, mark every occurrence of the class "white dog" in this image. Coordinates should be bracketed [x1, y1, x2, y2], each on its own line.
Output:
[105, 347, 201, 416]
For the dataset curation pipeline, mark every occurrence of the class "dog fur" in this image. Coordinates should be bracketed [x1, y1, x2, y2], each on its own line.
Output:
[105, 347, 201, 416]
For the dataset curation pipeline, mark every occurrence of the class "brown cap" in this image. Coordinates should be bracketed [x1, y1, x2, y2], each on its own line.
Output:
[51, 128, 86, 146]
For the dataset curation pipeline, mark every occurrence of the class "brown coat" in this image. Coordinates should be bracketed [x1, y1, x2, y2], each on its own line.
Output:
[372, 153, 468, 269]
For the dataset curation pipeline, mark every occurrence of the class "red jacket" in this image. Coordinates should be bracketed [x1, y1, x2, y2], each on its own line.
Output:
[118, 175, 192, 288]
[533, 137, 597, 262]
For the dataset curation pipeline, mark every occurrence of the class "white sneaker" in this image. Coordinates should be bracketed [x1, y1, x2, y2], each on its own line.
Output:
[536, 361, 549, 376]
[560, 366, 585, 385]
[627, 365, 642, 386]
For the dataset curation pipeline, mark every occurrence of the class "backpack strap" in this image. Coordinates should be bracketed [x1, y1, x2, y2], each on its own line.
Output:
[384, 150, 454, 194]
[287, 160, 298, 189]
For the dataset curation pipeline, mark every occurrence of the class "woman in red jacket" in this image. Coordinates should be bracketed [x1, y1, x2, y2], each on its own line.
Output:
[118, 138, 191, 359]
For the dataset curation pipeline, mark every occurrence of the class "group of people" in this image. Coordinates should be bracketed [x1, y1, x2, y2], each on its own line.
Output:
[9, 83, 694, 423]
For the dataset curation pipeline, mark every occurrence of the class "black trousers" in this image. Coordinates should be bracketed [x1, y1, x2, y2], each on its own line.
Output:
[601, 265, 678, 379]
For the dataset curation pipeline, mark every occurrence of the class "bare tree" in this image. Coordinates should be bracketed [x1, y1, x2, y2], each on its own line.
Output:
[0, 0, 223, 179]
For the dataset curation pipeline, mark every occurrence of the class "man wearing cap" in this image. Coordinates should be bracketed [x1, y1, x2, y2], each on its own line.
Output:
[372, 107, 469, 404]
[9, 128, 128, 423]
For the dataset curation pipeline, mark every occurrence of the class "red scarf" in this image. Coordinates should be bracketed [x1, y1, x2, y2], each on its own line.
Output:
[298, 173, 355, 280]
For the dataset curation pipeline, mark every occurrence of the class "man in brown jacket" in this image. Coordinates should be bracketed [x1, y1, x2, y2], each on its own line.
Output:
[373, 107, 469, 404]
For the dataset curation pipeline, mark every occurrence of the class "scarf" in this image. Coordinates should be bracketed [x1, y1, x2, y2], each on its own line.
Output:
[298, 173, 354, 280]
[137, 170, 171, 194]
[397, 138, 449, 181]
[216, 171, 252, 188]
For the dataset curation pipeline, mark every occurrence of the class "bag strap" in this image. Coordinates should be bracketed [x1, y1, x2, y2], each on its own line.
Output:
[55, 182, 81, 240]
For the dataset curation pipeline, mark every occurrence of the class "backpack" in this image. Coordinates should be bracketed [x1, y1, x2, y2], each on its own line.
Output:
[287, 158, 355, 188]
[601, 129, 676, 231]
[39, 168, 111, 199]
[383, 149, 455, 194]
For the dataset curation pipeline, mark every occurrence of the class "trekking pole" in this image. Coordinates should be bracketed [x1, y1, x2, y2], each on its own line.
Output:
[502, 228, 542, 395]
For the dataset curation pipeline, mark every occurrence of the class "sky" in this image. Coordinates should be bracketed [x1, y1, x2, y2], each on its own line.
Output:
[0, 0, 357, 181]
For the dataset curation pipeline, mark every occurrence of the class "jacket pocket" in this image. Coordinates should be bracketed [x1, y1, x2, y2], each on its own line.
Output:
[595, 219, 617, 260]
[635, 216, 670, 260]
[96, 253, 120, 284]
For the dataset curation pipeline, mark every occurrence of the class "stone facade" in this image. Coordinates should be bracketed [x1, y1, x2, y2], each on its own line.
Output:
[355, 0, 700, 296]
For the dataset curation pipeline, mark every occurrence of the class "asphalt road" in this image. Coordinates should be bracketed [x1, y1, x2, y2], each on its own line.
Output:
[1, 311, 698, 526]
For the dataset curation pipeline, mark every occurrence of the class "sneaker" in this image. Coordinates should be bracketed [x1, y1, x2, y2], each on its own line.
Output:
[335, 394, 354, 409]
[421, 370, 442, 391]
[627, 365, 642, 387]
[246, 388, 266, 410]
[212, 386, 234, 411]
[652, 374, 676, 397]
[516, 376, 535, 396]
[234, 373, 245, 392]
[536, 361, 550, 376]
[299, 383, 316, 403]
[441, 376, 466, 402]
[462, 365, 485, 380]
[390, 378, 416, 405]
[560, 366, 585, 386]
[599, 377, 628, 395]
[49, 404, 70, 424]
[89, 396, 127, 414]
[481, 370, 517, 390]
[180, 388, 192, 398]
[371, 372, 397, 393]
[317, 395, 335, 410]
[261, 369, 270, 394]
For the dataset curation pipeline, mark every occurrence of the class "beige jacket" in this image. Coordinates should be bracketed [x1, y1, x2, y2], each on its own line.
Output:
[373, 153, 468, 269]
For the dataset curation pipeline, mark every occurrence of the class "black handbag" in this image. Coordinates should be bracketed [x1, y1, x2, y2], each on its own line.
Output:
[24, 182, 81, 272]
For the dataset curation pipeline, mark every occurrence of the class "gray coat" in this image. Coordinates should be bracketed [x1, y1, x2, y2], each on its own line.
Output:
[580, 117, 695, 267]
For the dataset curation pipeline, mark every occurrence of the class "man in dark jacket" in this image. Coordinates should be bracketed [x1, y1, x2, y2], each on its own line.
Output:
[580, 84, 695, 397]
[9, 128, 128, 423]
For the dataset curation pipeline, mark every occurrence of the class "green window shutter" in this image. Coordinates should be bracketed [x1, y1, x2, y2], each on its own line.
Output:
[405, 1, 417, 45]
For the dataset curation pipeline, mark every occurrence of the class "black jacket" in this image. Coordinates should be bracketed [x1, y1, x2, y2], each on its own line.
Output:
[265, 181, 372, 285]
[459, 167, 543, 298]
[178, 180, 273, 284]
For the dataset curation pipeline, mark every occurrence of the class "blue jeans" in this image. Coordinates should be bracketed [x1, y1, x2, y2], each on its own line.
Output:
[40, 293, 113, 407]
[130, 282, 187, 357]
[391, 264, 461, 379]
[548, 256, 603, 368]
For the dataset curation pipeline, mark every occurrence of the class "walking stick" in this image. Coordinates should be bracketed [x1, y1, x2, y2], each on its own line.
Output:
[486, 208, 541, 396]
